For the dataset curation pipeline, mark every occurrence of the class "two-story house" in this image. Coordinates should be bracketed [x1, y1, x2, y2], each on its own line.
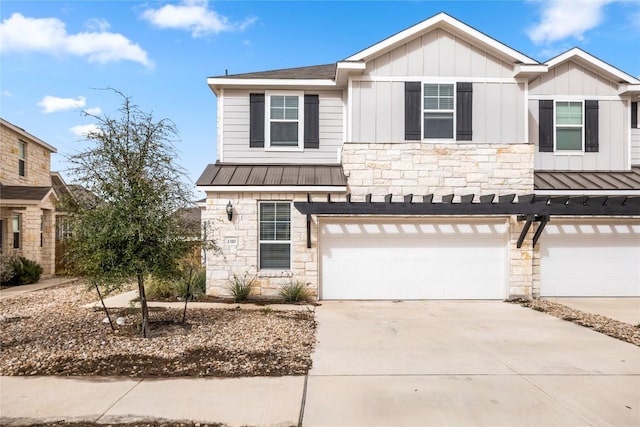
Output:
[1, 118, 59, 277]
[197, 13, 640, 300]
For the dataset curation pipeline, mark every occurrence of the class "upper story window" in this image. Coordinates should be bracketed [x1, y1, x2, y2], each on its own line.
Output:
[555, 101, 583, 151]
[18, 141, 26, 177]
[268, 94, 301, 148]
[405, 81, 472, 142]
[423, 83, 455, 139]
[249, 92, 319, 151]
[538, 99, 598, 153]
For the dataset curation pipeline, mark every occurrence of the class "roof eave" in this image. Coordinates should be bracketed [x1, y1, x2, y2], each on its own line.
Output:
[546, 48, 640, 86]
[207, 77, 338, 95]
[0, 118, 57, 153]
[198, 185, 348, 193]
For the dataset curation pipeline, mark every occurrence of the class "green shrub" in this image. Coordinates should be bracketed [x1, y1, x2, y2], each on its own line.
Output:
[177, 268, 206, 300]
[0, 254, 18, 285]
[279, 279, 311, 303]
[226, 272, 256, 302]
[145, 275, 176, 299]
[2, 256, 43, 286]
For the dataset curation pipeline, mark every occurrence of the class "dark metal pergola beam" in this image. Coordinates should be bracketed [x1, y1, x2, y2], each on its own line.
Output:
[294, 194, 640, 216]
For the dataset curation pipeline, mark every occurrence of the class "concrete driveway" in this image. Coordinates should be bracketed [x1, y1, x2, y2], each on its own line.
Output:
[302, 301, 640, 427]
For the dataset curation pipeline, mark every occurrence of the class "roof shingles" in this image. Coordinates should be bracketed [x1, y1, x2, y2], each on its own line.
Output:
[535, 168, 640, 192]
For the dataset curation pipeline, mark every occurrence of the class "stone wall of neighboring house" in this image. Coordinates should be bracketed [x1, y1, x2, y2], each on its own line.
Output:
[342, 142, 534, 199]
[202, 192, 319, 298]
[0, 124, 52, 187]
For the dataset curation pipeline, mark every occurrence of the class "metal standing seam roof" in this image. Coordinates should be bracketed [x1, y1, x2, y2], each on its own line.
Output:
[0, 185, 53, 201]
[534, 168, 640, 191]
[196, 164, 348, 187]
[210, 64, 337, 80]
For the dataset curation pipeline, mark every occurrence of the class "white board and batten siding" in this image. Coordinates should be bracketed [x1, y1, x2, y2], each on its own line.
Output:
[350, 28, 526, 144]
[540, 221, 640, 297]
[221, 89, 344, 164]
[632, 129, 640, 166]
[320, 218, 509, 300]
[529, 60, 629, 171]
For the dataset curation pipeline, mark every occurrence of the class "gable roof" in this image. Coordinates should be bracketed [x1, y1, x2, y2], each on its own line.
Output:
[545, 48, 640, 85]
[345, 12, 539, 65]
[0, 118, 57, 153]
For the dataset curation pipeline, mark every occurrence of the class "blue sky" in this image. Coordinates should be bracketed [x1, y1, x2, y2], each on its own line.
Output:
[1, 1, 639, 194]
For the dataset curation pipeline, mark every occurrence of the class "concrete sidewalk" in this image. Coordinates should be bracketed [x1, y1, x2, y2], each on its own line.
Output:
[0, 376, 305, 426]
[0, 276, 78, 300]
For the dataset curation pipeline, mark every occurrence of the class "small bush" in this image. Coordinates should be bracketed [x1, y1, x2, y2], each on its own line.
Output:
[0, 254, 18, 285]
[177, 268, 206, 300]
[226, 272, 256, 302]
[280, 279, 311, 303]
[2, 256, 43, 286]
[145, 275, 176, 299]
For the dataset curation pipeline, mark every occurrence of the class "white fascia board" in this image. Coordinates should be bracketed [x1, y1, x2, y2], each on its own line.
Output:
[546, 48, 640, 85]
[345, 12, 538, 65]
[207, 78, 337, 91]
[198, 185, 348, 193]
[335, 61, 366, 86]
[336, 61, 366, 71]
[514, 64, 548, 78]
[619, 84, 640, 96]
[535, 189, 640, 196]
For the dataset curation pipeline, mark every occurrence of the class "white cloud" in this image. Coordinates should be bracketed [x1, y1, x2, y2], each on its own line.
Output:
[141, 0, 256, 38]
[85, 18, 110, 32]
[38, 95, 86, 113]
[527, 0, 615, 44]
[84, 107, 102, 115]
[70, 123, 99, 137]
[1, 90, 12, 96]
[0, 13, 152, 67]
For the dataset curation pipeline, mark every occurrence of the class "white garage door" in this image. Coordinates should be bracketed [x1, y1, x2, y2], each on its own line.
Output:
[320, 219, 508, 300]
[540, 222, 640, 297]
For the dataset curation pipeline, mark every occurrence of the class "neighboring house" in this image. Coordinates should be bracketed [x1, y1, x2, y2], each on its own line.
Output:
[197, 13, 640, 300]
[0, 118, 58, 277]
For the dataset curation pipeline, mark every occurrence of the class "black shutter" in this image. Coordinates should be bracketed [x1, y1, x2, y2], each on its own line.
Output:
[405, 82, 421, 140]
[585, 100, 599, 153]
[304, 95, 319, 149]
[538, 100, 554, 152]
[632, 102, 638, 129]
[456, 82, 473, 141]
[249, 93, 265, 148]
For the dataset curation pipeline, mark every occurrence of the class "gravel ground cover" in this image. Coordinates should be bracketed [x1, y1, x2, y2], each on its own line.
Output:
[0, 283, 316, 377]
[519, 299, 640, 346]
[19, 422, 225, 427]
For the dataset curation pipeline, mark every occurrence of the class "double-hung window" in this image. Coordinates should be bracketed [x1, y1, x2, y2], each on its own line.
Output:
[423, 83, 455, 139]
[18, 141, 26, 177]
[12, 214, 21, 249]
[555, 101, 583, 151]
[267, 93, 303, 149]
[259, 202, 291, 270]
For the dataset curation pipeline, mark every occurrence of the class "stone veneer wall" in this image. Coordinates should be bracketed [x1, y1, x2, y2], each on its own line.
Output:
[203, 192, 318, 298]
[342, 142, 534, 198]
[0, 124, 52, 187]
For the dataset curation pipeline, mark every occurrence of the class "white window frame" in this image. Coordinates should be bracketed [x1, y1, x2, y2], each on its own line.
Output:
[423, 81, 456, 141]
[12, 214, 21, 249]
[554, 100, 585, 154]
[18, 140, 26, 177]
[258, 201, 292, 271]
[265, 91, 304, 152]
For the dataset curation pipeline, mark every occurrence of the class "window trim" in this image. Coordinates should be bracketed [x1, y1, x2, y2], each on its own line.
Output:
[265, 91, 304, 152]
[18, 140, 26, 177]
[258, 201, 292, 271]
[422, 82, 456, 141]
[554, 100, 585, 154]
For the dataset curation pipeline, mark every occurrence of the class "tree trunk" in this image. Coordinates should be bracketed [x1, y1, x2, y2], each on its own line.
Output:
[95, 282, 115, 331]
[137, 272, 150, 338]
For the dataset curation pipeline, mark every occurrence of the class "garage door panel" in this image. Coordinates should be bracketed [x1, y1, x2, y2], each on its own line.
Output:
[540, 223, 640, 297]
[320, 219, 507, 300]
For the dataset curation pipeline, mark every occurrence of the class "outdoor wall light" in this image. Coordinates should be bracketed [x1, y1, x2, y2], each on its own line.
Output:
[226, 200, 233, 221]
